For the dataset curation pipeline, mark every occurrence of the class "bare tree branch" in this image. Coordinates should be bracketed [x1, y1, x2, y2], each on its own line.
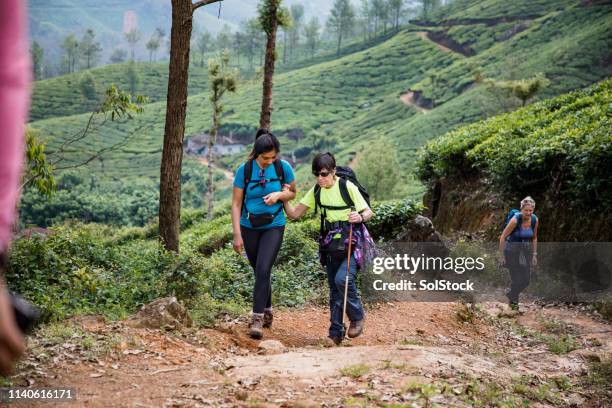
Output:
[53, 124, 153, 171]
[192, 0, 223, 11]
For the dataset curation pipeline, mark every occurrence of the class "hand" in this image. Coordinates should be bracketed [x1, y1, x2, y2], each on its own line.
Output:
[282, 183, 291, 192]
[233, 234, 244, 254]
[263, 192, 280, 205]
[532, 255, 537, 266]
[0, 285, 25, 376]
[348, 211, 363, 224]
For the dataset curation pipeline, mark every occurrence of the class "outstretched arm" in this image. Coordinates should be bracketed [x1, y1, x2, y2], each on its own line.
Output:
[231, 187, 244, 254]
[284, 201, 309, 220]
[499, 217, 517, 255]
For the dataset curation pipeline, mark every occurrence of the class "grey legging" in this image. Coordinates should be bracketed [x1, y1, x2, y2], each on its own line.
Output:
[240, 225, 285, 314]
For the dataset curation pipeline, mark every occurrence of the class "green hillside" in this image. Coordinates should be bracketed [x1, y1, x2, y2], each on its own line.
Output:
[431, 0, 578, 20]
[26, 0, 612, 226]
[417, 79, 611, 208]
[30, 62, 210, 121]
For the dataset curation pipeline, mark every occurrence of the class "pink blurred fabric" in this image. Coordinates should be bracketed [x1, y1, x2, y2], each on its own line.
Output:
[0, 0, 31, 250]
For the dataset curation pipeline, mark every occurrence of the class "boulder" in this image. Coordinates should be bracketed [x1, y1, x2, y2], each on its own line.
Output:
[257, 339, 286, 355]
[130, 297, 193, 330]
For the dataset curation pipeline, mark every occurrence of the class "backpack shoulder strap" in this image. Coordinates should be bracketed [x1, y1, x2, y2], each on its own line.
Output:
[241, 160, 254, 214]
[514, 212, 522, 230]
[314, 185, 321, 215]
[273, 159, 285, 185]
[244, 159, 254, 185]
[339, 178, 355, 209]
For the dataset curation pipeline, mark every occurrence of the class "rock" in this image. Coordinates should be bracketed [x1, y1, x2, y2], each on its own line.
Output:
[258, 340, 286, 355]
[569, 349, 601, 362]
[567, 393, 585, 407]
[129, 297, 193, 329]
[235, 390, 248, 401]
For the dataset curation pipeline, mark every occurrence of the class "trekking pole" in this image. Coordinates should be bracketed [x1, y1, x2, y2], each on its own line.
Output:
[341, 216, 355, 338]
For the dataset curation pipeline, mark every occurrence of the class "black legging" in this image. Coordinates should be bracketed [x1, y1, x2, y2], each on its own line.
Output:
[505, 244, 532, 303]
[240, 226, 285, 314]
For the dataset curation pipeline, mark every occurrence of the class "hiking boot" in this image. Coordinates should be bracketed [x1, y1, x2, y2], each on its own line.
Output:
[347, 319, 364, 338]
[249, 314, 264, 339]
[323, 335, 343, 347]
[263, 309, 273, 328]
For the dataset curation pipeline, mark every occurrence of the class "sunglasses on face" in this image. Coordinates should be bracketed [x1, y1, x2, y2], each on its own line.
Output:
[313, 170, 332, 178]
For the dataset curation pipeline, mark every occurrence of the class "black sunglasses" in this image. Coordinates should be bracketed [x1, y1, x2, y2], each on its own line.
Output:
[313, 170, 332, 177]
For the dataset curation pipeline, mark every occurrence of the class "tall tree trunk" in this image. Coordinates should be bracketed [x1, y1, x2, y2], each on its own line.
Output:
[207, 99, 218, 220]
[159, 0, 221, 253]
[259, 8, 278, 130]
[283, 30, 287, 64]
[159, 0, 194, 253]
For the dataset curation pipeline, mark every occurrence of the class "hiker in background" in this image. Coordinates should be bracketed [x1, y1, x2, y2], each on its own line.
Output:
[499, 196, 539, 311]
[231, 129, 296, 339]
[282, 152, 374, 346]
[0, 0, 30, 375]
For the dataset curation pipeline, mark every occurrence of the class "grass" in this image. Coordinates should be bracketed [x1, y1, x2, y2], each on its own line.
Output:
[339, 364, 371, 378]
[26, 0, 612, 228]
[31, 62, 211, 121]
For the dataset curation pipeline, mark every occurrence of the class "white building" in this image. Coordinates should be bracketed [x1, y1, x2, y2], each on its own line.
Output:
[185, 133, 246, 157]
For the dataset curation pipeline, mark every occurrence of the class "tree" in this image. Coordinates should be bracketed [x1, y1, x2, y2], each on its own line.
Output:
[289, 4, 304, 62]
[258, 0, 291, 130]
[24, 128, 56, 197]
[79, 29, 102, 69]
[304, 17, 320, 59]
[206, 51, 237, 219]
[125, 29, 142, 60]
[388, 0, 404, 31]
[156, 27, 167, 58]
[26, 86, 147, 195]
[327, 0, 355, 55]
[79, 71, 97, 101]
[420, 0, 441, 20]
[243, 18, 263, 70]
[159, 0, 223, 253]
[372, 0, 389, 35]
[31, 41, 44, 80]
[281, 26, 289, 64]
[109, 49, 128, 64]
[196, 31, 212, 67]
[216, 25, 232, 54]
[354, 138, 400, 200]
[232, 31, 244, 65]
[359, 0, 373, 41]
[61, 34, 79, 74]
[126, 61, 140, 94]
[146, 35, 161, 62]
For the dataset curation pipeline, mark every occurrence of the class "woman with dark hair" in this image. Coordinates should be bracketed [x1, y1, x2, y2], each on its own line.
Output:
[283, 152, 374, 346]
[231, 129, 296, 339]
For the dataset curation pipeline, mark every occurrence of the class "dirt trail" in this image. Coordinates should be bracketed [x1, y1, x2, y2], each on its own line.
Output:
[7, 302, 610, 407]
[416, 31, 453, 54]
[194, 156, 234, 181]
[399, 91, 430, 113]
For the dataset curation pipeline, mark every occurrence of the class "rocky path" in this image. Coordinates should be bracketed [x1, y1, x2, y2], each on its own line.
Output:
[399, 91, 430, 113]
[5, 302, 610, 407]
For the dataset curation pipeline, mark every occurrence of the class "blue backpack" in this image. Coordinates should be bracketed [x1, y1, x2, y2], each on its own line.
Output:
[504, 209, 537, 240]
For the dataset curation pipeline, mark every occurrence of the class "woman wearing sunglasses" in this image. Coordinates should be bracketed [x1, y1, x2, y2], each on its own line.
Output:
[282, 153, 373, 346]
[232, 129, 296, 339]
